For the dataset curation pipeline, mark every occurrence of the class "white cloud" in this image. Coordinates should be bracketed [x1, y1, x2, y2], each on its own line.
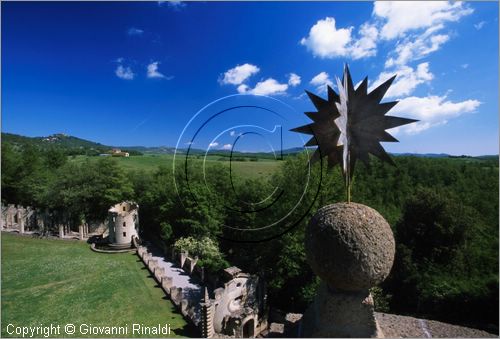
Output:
[350, 23, 379, 59]
[474, 21, 486, 30]
[230, 130, 236, 137]
[373, 1, 473, 40]
[221, 144, 232, 150]
[300, 17, 379, 59]
[371, 63, 434, 98]
[288, 73, 301, 87]
[300, 17, 353, 58]
[384, 25, 450, 67]
[147, 61, 172, 79]
[390, 95, 480, 134]
[115, 65, 135, 80]
[220, 63, 260, 85]
[239, 78, 288, 96]
[237, 84, 249, 94]
[127, 27, 144, 36]
[310, 72, 334, 93]
[461, 63, 469, 69]
[209, 142, 219, 148]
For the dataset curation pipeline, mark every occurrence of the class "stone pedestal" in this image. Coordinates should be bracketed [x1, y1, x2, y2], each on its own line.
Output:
[302, 283, 382, 337]
[301, 202, 395, 338]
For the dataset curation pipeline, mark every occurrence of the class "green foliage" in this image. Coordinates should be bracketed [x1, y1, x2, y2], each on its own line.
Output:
[174, 236, 228, 272]
[385, 188, 498, 330]
[370, 286, 391, 313]
[44, 157, 133, 223]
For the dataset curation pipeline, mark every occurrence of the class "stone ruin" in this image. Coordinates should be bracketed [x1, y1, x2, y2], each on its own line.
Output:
[1, 203, 106, 240]
[136, 243, 268, 338]
[201, 266, 268, 338]
[1, 204, 35, 234]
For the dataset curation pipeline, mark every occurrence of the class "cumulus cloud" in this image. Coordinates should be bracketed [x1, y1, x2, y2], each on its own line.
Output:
[300, 17, 353, 58]
[373, 1, 473, 40]
[385, 25, 450, 67]
[350, 23, 379, 59]
[147, 61, 172, 79]
[300, 2, 473, 62]
[310, 72, 334, 93]
[230, 130, 236, 137]
[209, 142, 219, 148]
[300, 17, 377, 59]
[238, 78, 288, 96]
[288, 73, 301, 87]
[389, 95, 481, 134]
[127, 27, 144, 36]
[371, 63, 434, 98]
[221, 144, 233, 150]
[115, 65, 135, 80]
[220, 63, 260, 85]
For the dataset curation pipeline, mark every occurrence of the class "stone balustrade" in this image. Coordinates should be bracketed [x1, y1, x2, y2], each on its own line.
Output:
[162, 276, 173, 294]
[170, 287, 183, 306]
[136, 246, 202, 331]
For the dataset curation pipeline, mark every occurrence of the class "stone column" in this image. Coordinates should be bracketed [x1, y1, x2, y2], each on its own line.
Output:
[79, 225, 84, 240]
[301, 203, 395, 338]
[59, 224, 64, 238]
[8, 208, 14, 228]
[18, 209, 25, 234]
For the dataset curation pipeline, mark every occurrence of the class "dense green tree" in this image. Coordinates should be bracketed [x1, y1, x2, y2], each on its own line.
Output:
[45, 157, 133, 225]
[1, 142, 22, 203]
[385, 188, 498, 330]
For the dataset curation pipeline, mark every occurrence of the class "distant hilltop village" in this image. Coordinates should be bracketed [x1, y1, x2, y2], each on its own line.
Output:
[99, 148, 130, 157]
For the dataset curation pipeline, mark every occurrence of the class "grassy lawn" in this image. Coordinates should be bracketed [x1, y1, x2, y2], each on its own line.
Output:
[70, 154, 282, 180]
[1, 233, 196, 338]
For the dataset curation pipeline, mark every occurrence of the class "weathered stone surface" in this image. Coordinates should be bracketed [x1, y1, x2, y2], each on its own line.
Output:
[301, 282, 382, 338]
[305, 202, 395, 291]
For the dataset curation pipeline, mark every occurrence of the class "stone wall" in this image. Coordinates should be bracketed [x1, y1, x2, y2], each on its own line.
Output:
[136, 245, 202, 327]
[137, 243, 269, 338]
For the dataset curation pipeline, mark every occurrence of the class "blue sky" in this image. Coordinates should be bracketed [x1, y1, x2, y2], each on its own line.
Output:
[2, 1, 498, 155]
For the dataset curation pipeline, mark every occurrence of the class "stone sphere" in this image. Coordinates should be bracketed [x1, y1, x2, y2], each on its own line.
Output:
[305, 202, 395, 291]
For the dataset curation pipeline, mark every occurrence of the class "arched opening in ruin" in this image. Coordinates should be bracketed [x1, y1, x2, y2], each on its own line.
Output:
[242, 318, 254, 338]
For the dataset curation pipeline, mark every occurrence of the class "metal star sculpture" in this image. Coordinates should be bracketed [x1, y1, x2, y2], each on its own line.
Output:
[291, 64, 418, 202]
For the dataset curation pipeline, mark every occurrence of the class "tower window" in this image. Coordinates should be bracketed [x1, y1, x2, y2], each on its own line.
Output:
[123, 206, 126, 211]
[123, 222, 126, 227]
[123, 232, 126, 237]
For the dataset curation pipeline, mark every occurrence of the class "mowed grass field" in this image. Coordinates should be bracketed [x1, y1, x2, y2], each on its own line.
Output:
[1, 233, 195, 338]
[70, 154, 282, 180]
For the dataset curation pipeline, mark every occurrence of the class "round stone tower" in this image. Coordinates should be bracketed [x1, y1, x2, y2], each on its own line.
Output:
[108, 201, 139, 249]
